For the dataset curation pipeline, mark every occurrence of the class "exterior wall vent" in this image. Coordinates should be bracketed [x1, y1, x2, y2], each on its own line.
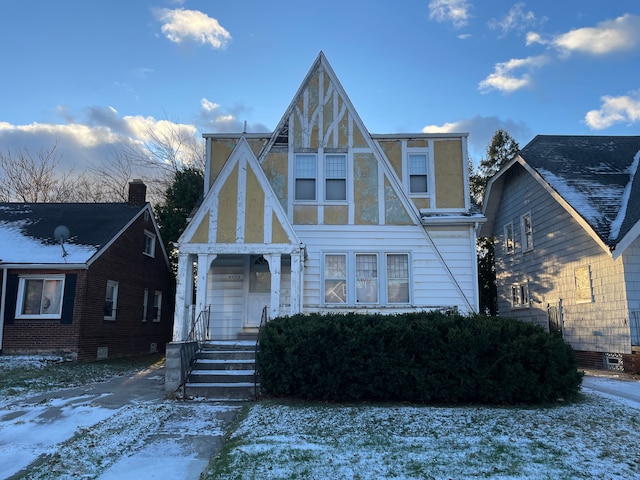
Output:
[150, 342, 158, 353]
[97, 346, 109, 360]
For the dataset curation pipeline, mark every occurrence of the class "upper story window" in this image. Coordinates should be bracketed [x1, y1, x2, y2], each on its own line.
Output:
[408, 152, 429, 194]
[16, 276, 65, 319]
[153, 291, 162, 322]
[295, 154, 317, 201]
[143, 230, 156, 257]
[104, 280, 118, 320]
[325, 154, 347, 201]
[504, 222, 514, 254]
[521, 213, 533, 252]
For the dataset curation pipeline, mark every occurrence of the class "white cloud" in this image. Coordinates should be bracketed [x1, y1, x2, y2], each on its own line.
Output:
[553, 14, 640, 56]
[585, 92, 640, 130]
[422, 115, 531, 161]
[153, 8, 231, 49]
[478, 55, 548, 94]
[488, 2, 538, 37]
[428, 0, 471, 29]
[200, 98, 220, 112]
[525, 31, 543, 46]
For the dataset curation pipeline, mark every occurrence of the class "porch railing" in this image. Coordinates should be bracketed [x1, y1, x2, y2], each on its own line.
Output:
[180, 306, 211, 397]
[254, 305, 268, 399]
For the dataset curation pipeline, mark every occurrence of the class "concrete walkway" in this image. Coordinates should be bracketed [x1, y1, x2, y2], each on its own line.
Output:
[1, 363, 243, 480]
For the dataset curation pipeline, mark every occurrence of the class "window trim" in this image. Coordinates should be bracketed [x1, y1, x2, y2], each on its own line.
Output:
[104, 280, 119, 321]
[511, 283, 530, 309]
[406, 149, 431, 196]
[504, 222, 514, 254]
[324, 153, 347, 202]
[294, 153, 317, 201]
[575, 265, 594, 303]
[322, 252, 412, 306]
[153, 291, 162, 322]
[15, 275, 66, 320]
[143, 230, 156, 257]
[521, 212, 533, 252]
[142, 288, 149, 322]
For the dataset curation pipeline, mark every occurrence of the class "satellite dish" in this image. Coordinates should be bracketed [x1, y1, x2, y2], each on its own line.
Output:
[54, 225, 70, 243]
[53, 225, 70, 258]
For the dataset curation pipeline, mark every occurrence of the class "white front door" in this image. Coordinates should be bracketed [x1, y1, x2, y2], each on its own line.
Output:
[246, 256, 270, 328]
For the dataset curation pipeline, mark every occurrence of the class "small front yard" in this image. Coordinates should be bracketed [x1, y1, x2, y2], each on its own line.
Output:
[205, 396, 640, 480]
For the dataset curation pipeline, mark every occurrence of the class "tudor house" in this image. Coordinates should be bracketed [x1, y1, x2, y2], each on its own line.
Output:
[0, 180, 174, 360]
[481, 135, 640, 372]
[169, 52, 484, 352]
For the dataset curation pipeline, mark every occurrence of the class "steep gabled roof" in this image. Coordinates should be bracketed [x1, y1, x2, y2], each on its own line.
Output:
[482, 135, 640, 257]
[0, 202, 150, 266]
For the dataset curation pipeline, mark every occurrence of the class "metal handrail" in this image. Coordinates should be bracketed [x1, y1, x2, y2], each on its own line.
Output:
[254, 305, 268, 399]
[180, 306, 211, 397]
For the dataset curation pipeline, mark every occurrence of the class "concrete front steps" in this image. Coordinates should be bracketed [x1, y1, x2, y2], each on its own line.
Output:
[184, 340, 259, 401]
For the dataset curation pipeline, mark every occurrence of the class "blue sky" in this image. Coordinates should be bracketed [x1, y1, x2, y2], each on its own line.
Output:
[0, 0, 639, 174]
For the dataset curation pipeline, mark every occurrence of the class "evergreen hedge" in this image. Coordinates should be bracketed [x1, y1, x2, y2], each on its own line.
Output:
[256, 312, 582, 404]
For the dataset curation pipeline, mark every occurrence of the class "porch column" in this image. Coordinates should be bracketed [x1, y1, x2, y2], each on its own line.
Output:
[195, 253, 215, 323]
[290, 252, 303, 315]
[265, 254, 281, 319]
[173, 252, 194, 342]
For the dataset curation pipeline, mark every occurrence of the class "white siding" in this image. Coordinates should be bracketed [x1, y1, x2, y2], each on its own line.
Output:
[622, 235, 640, 346]
[294, 224, 477, 314]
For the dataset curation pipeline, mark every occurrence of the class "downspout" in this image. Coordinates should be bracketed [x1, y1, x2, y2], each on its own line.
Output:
[0, 265, 6, 352]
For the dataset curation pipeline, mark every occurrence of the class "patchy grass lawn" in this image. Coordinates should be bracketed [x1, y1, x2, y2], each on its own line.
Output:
[0, 353, 164, 403]
[204, 397, 640, 480]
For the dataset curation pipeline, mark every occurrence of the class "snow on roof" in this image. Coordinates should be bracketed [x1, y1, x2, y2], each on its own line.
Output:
[0, 220, 97, 264]
[519, 135, 640, 247]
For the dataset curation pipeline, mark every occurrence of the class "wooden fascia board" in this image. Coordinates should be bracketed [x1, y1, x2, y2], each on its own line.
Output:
[178, 243, 304, 256]
[612, 219, 640, 259]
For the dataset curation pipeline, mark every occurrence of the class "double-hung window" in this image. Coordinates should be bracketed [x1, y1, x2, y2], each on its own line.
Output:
[408, 153, 429, 194]
[521, 213, 533, 251]
[356, 254, 378, 303]
[143, 230, 156, 257]
[324, 254, 347, 304]
[142, 288, 149, 322]
[511, 283, 529, 308]
[16, 276, 65, 319]
[387, 254, 409, 303]
[323, 253, 410, 306]
[325, 154, 347, 201]
[504, 222, 514, 254]
[153, 291, 162, 322]
[104, 280, 118, 320]
[295, 154, 317, 201]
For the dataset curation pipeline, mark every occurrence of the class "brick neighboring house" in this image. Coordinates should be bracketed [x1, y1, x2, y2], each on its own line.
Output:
[0, 180, 174, 361]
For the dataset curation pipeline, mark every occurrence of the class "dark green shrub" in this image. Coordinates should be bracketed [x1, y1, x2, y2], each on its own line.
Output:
[256, 312, 582, 405]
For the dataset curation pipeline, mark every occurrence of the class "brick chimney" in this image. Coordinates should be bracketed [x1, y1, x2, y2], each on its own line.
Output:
[128, 179, 147, 206]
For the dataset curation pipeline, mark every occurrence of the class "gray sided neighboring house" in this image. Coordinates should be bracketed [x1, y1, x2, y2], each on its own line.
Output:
[482, 135, 640, 373]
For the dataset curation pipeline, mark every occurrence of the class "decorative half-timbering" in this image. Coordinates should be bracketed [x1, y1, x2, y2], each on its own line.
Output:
[172, 52, 484, 344]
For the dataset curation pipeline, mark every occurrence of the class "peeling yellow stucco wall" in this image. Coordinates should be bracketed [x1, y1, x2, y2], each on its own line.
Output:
[379, 141, 402, 180]
[263, 152, 289, 213]
[354, 153, 379, 225]
[189, 210, 210, 243]
[384, 177, 412, 225]
[244, 167, 264, 244]
[293, 205, 318, 225]
[324, 205, 349, 224]
[434, 140, 464, 208]
[411, 197, 431, 210]
[216, 163, 238, 243]
[209, 139, 236, 189]
[352, 122, 368, 148]
[271, 212, 288, 243]
[408, 139, 429, 148]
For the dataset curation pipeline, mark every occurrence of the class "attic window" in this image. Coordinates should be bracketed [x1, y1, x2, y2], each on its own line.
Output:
[408, 153, 429, 194]
[143, 230, 156, 257]
[16, 276, 65, 319]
